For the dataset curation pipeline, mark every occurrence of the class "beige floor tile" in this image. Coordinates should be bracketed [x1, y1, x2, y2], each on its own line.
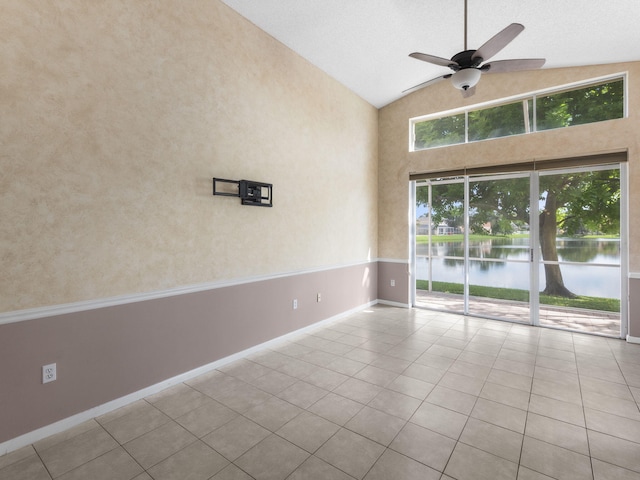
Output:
[210, 464, 254, 480]
[212, 381, 273, 413]
[124, 421, 196, 470]
[531, 378, 582, 406]
[579, 375, 636, 401]
[471, 398, 527, 434]
[583, 391, 640, 421]
[492, 358, 535, 377]
[146, 383, 212, 419]
[247, 369, 298, 395]
[528, 393, 585, 427]
[368, 389, 421, 420]
[456, 350, 499, 370]
[517, 466, 555, 479]
[101, 401, 171, 444]
[460, 417, 523, 463]
[592, 459, 640, 480]
[202, 416, 270, 461]
[448, 359, 492, 380]
[480, 382, 531, 410]
[57, 447, 143, 480]
[410, 401, 468, 440]
[288, 455, 355, 480]
[0, 454, 51, 480]
[369, 354, 412, 373]
[333, 378, 382, 404]
[34, 419, 101, 452]
[308, 392, 364, 425]
[344, 347, 381, 364]
[389, 421, 456, 472]
[585, 408, 640, 444]
[413, 353, 454, 371]
[426, 385, 478, 415]
[236, 434, 309, 480]
[175, 399, 237, 438]
[299, 349, 340, 368]
[38, 425, 118, 477]
[344, 406, 406, 446]
[354, 365, 399, 387]
[488, 369, 533, 392]
[147, 441, 228, 480]
[589, 430, 640, 473]
[520, 436, 592, 480]
[187, 372, 246, 399]
[0, 446, 36, 471]
[218, 359, 272, 382]
[277, 380, 329, 409]
[316, 429, 384, 480]
[276, 411, 340, 453]
[386, 374, 435, 400]
[536, 355, 578, 375]
[133, 473, 153, 480]
[525, 413, 589, 455]
[243, 396, 303, 431]
[444, 442, 518, 480]
[364, 449, 440, 480]
[304, 367, 350, 390]
[439, 370, 485, 396]
[326, 357, 368, 376]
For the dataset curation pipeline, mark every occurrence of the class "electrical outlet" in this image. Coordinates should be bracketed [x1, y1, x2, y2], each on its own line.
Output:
[42, 363, 57, 384]
[390, 279, 396, 287]
[293, 299, 298, 310]
[317, 293, 321, 302]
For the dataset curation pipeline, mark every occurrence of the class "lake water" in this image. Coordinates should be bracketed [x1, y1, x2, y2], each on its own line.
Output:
[416, 237, 621, 299]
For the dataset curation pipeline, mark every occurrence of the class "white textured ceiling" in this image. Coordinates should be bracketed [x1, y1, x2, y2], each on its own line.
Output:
[220, 0, 640, 108]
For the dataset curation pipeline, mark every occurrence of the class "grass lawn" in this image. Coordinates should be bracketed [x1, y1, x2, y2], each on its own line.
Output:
[416, 280, 619, 312]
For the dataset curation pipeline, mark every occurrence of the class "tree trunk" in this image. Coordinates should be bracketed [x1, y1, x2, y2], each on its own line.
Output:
[539, 190, 577, 298]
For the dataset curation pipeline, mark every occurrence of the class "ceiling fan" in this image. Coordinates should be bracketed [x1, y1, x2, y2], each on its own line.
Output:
[405, 0, 545, 97]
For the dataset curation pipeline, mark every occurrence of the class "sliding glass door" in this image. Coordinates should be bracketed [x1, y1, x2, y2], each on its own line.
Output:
[413, 164, 625, 337]
[536, 166, 623, 335]
[466, 174, 531, 322]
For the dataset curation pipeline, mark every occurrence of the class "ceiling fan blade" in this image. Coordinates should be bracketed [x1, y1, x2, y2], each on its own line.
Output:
[461, 86, 476, 98]
[472, 23, 524, 62]
[482, 58, 546, 74]
[402, 74, 451, 93]
[409, 52, 458, 68]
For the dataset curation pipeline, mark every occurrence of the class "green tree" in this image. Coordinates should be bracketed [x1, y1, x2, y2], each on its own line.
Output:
[417, 170, 620, 298]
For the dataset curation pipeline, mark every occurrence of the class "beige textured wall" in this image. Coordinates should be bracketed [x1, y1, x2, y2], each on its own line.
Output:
[0, 0, 378, 313]
[379, 63, 640, 270]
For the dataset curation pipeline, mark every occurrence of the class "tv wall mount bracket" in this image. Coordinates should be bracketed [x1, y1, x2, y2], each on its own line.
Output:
[213, 178, 273, 207]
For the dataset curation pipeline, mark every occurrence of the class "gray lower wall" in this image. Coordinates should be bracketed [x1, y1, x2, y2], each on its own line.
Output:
[0, 262, 377, 445]
[377, 261, 410, 305]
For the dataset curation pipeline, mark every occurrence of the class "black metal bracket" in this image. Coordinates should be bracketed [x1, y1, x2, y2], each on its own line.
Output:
[213, 178, 273, 207]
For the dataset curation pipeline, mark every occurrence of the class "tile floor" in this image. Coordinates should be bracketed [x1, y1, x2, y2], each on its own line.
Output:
[2, 305, 640, 480]
[416, 291, 621, 337]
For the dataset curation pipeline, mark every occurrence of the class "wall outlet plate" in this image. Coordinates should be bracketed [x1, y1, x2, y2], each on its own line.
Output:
[42, 363, 57, 384]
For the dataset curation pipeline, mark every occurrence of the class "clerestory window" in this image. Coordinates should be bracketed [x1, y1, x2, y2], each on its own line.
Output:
[411, 76, 625, 151]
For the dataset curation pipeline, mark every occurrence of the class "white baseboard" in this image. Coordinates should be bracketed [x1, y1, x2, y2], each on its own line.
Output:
[0, 300, 377, 456]
[377, 299, 411, 308]
[627, 334, 640, 344]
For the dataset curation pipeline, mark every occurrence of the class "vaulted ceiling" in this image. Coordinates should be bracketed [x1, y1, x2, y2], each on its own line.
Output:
[221, 0, 640, 108]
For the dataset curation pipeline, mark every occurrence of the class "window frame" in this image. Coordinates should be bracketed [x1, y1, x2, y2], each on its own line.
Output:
[409, 73, 627, 152]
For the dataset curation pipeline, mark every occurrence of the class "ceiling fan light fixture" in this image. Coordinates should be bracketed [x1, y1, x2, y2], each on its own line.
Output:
[451, 68, 481, 91]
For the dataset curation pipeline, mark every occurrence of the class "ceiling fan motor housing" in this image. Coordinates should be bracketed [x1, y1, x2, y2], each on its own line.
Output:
[450, 50, 483, 70]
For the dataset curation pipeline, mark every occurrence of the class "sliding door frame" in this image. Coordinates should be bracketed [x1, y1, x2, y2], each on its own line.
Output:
[411, 160, 628, 338]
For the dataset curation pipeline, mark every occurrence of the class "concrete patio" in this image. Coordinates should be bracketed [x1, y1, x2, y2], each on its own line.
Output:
[415, 290, 621, 337]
